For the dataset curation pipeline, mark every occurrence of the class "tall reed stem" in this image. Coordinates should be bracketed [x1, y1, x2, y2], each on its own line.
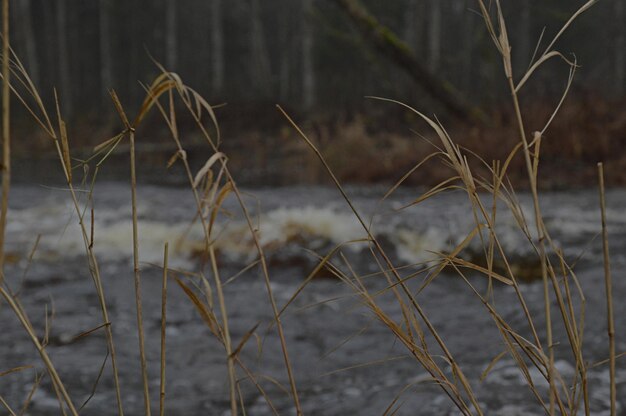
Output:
[279, 105, 481, 415]
[150, 80, 296, 414]
[478, 1, 560, 409]
[130, 127, 151, 416]
[208, 245, 238, 416]
[598, 163, 616, 416]
[110, 89, 151, 415]
[506, 51, 558, 416]
[159, 243, 169, 416]
[51, 134, 125, 415]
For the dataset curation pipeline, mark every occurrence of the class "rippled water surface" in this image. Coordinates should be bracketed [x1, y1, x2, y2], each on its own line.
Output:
[1, 183, 625, 415]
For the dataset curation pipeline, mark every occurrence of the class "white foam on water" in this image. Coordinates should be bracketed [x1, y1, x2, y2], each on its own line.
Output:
[90, 220, 204, 266]
[6, 202, 203, 268]
[213, 206, 370, 261]
[7, 203, 455, 269]
[8, 199, 574, 271]
[215, 206, 456, 265]
[262, 206, 367, 246]
[390, 227, 448, 264]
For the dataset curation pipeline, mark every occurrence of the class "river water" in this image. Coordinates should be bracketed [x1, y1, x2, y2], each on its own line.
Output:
[1, 183, 625, 415]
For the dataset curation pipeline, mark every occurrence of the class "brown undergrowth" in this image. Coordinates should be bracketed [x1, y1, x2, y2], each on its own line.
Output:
[12, 91, 626, 189]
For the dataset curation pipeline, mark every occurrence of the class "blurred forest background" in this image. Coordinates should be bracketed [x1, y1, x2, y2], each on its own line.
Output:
[8, 0, 626, 187]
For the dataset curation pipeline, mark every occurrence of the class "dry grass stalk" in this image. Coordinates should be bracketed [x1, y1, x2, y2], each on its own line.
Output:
[137, 69, 303, 414]
[488, 1, 557, 407]
[160, 243, 169, 416]
[55, 141, 126, 415]
[0, 395, 16, 416]
[135, 76, 242, 414]
[474, 0, 598, 413]
[278, 105, 483, 415]
[58, 119, 71, 182]
[0, 287, 78, 415]
[0, 366, 33, 377]
[21, 372, 43, 416]
[598, 162, 616, 416]
[224, 184, 303, 415]
[108, 90, 151, 416]
[1, 56, 126, 411]
[0, 4, 92, 415]
[0, 1, 613, 414]
[268, 1, 602, 413]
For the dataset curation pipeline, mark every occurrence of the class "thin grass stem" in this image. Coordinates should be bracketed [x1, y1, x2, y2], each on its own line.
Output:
[142, 85, 241, 415]
[598, 162, 616, 416]
[278, 105, 482, 415]
[0, 287, 78, 415]
[159, 243, 169, 416]
[129, 127, 151, 416]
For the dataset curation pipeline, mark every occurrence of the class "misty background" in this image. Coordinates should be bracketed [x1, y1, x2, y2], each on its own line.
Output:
[8, 0, 626, 186]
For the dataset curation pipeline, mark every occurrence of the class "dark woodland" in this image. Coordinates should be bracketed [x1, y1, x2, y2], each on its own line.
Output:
[9, 0, 626, 186]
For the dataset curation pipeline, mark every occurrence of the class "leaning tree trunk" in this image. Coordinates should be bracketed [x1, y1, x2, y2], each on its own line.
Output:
[330, 0, 485, 123]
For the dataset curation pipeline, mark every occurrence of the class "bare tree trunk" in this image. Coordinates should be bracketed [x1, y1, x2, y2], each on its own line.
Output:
[403, 0, 418, 50]
[428, 0, 441, 72]
[516, 0, 531, 73]
[211, 0, 224, 94]
[460, 0, 473, 91]
[250, 0, 272, 97]
[127, 0, 140, 104]
[15, 0, 38, 88]
[279, 59, 290, 102]
[99, 0, 113, 102]
[278, 1, 291, 102]
[41, 1, 56, 90]
[302, 0, 315, 110]
[615, 1, 625, 94]
[330, 0, 484, 123]
[56, 0, 73, 116]
[165, 0, 177, 70]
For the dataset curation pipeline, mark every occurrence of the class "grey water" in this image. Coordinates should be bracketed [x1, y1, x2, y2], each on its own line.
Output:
[1, 183, 625, 415]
